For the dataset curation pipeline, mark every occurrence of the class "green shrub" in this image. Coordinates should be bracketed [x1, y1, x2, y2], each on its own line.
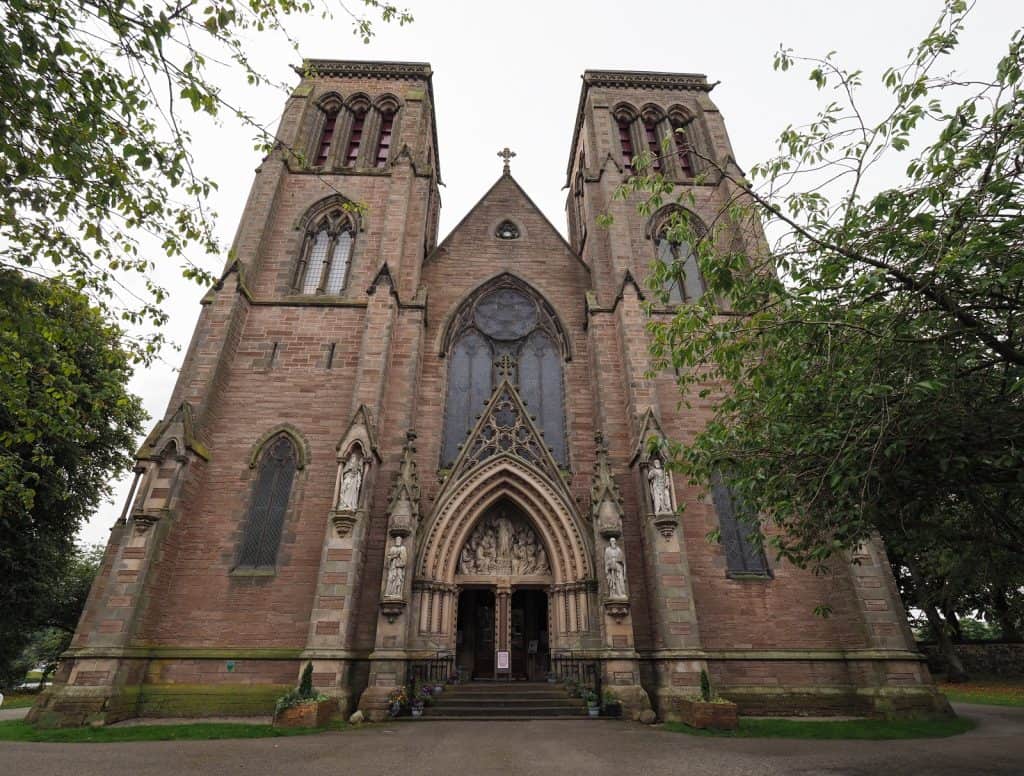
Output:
[700, 669, 711, 702]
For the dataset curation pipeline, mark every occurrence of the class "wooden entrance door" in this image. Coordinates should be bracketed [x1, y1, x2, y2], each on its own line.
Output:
[456, 589, 495, 679]
[510, 589, 549, 680]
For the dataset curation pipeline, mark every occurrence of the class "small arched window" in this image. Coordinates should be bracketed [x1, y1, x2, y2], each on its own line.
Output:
[294, 208, 355, 295]
[643, 119, 662, 172]
[238, 435, 297, 568]
[375, 109, 395, 168]
[315, 108, 339, 166]
[345, 108, 367, 167]
[670, 115, 696, 178]
[617, 115, 635, 172]
[655, 234, 703, 304]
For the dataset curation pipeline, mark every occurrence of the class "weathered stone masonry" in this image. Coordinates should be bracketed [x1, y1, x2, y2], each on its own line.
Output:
[30, 62, 948, 727]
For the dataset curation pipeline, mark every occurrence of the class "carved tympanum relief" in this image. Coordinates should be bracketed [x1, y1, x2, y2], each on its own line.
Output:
[458, 510, 551, 576]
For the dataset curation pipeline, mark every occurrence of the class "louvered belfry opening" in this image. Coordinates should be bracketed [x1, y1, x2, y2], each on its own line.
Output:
[238, 435, 297, 568]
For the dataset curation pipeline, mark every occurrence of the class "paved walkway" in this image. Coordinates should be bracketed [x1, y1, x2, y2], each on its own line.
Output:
[0, 707, 29, 721]
[0, 703, 1020, 775]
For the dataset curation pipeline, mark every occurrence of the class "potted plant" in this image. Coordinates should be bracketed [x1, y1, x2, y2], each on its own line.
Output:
[669, 669, 739, 731]
[601, 689, 622, 718]
[272, 662, 337, 728]
[582, 689, 600, 717]
[433, 680, 444, 694]
[411, 698, 425, 718]
[387, 686, 409, 718]
[546, 671, 557, 684]
[448, 672, 461, 686]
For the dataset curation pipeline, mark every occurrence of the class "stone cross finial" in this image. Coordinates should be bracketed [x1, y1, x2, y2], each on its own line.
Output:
[497, 147, 516, 175]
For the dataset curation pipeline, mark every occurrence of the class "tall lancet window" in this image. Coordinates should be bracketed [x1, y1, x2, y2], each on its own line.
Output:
[238, 434, 297, 568]
[293, 207, 355, 295]
[441, 278, 569, 467]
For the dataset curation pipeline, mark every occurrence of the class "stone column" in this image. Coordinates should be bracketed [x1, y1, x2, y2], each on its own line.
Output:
[496, 584, 512, 679]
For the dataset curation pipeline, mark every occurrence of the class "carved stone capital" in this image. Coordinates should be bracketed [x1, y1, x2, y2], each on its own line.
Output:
[604, 599, 631, 622]
[380, 599, 406, 623]
[330, 508, 358, 538]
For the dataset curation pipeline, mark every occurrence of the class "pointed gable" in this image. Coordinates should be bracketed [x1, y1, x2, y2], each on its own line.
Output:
[427, 173, 588, 273]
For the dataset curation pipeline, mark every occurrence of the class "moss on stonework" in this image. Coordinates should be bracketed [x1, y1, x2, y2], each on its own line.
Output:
[133, 684, 291, 717]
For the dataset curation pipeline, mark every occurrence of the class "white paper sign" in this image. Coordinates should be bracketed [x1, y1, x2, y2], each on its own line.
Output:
[497, 650, 510, 670]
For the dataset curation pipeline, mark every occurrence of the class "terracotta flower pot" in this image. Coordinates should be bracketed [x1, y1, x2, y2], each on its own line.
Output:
[671, 698, 739, 731]
[273, 699, 338, 729]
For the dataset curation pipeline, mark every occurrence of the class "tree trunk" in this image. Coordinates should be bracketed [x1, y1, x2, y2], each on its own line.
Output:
[991, 588, 1022, 642]
[924, 604, 969, 683]
[943, 607, 963, 643]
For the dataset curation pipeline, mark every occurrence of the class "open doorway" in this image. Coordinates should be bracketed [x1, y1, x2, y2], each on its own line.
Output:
[456, 588, 495, 679]
[511, 589, 549, 681]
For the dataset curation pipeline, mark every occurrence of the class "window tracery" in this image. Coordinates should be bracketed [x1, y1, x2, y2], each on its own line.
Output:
[237, 434, 297, 568]
[651, 207, 707, 304]
[441, 277, 568, 467]
[293, 207, 355, 295]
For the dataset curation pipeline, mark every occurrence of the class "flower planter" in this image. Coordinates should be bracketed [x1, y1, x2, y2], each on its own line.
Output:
[433, 684, 444, 694]
[671, 698, 739, 731]
[587, 705, 600, 718]
[411, 705, 424, 718]
[273, 699, 338, 729]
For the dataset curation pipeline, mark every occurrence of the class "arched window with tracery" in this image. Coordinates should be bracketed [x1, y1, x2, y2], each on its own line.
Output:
[653, 208, 706, 304]
[669, 111, 697, 178]
[315, 107, 339, 166]
[441, 278, 569, 467]
[238, 434, 297, 568]
[293, 207, 355, 295]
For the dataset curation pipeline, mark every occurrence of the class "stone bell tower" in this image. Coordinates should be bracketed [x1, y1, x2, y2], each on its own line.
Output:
[31, 60, 443, 726]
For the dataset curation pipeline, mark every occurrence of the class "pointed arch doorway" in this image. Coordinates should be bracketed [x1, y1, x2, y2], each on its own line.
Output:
[452, 498, 553, 680]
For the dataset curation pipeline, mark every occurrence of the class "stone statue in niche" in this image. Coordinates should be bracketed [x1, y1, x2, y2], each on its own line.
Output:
[458, 510, 550, 576]
[338, 448, 364, 511]
[384, 535, 407, 599]
[605, 537, 627, 599]
[648, 458, 673, 515]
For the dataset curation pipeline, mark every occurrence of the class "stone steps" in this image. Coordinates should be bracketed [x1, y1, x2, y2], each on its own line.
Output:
[416, 681, 590, 720]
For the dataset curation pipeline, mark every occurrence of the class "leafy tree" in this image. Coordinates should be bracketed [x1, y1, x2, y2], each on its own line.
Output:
[11, 544, 105, 690]
[615, 0, 1023, 674]
[0, 272, 146, 689]
[1, 0, 411, 362]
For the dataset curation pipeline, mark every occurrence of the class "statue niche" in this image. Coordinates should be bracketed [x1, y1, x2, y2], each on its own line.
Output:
[458, 509, 551, 577]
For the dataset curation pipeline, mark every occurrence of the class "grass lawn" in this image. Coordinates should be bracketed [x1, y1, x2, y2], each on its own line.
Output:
[1, 693, 40, 709]
[939, 678, 1024, 707]
[0, 719, 348, 743]
[663, 716, 974, 739]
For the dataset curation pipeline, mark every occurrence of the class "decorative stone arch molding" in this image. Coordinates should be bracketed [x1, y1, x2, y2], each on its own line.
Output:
[416, 454, 592, 586]
[247, 424, 310, 470]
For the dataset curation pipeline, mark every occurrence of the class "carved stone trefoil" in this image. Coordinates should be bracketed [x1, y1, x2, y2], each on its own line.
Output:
[591, 433, 623, 539]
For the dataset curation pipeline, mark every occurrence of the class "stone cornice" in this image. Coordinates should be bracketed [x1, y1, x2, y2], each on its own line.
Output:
[295, 59, 432, 81]
[566, 69, 715, 185]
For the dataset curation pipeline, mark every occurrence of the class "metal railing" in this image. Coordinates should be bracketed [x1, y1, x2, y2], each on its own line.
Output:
[550, 651, 601, 700]
[407, 652, 455, 686]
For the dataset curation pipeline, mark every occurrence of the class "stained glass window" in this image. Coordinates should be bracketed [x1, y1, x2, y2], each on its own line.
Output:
[711, 471, 770, 576]
[324, 232, 352, 294]
[301, 229, 329, 294]
[238, 435, 297, 568]
[316, 109, 338, 166]
[442, 283, 567, 467]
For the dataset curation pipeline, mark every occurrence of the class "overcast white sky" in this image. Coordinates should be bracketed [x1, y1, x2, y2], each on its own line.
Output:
[78, 0, 1018, 546]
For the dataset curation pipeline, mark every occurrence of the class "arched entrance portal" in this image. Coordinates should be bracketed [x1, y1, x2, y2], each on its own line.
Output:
[413, 455, 595, 675]
[453, 500, 552, 679]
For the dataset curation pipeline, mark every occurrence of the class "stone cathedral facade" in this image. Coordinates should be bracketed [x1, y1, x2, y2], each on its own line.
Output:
[32, 61, 947, 726]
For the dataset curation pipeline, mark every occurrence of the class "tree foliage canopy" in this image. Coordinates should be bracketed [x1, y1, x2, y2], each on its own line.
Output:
[0, 273, 146, 687]
[1, 0, 410, 361]
[619, 1, 1023, 639]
